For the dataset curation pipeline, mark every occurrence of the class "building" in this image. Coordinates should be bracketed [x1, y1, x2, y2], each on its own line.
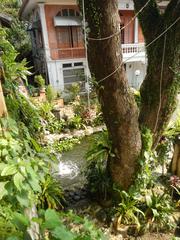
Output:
[19, 0, 147, 92]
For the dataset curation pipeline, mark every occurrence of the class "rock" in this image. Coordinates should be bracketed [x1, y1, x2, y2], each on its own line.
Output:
[74, 195, 81, 201]
[95, 209, 107, 222]
[85, 126, 94, 136]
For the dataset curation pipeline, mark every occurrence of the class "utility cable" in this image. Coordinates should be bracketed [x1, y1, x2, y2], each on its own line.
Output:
[153, 31, 167, 133]
[88, 0, 151, 41]
[97, 16, 180, 85]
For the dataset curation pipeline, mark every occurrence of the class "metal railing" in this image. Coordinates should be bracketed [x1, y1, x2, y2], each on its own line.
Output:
[122, 43, 145, 54]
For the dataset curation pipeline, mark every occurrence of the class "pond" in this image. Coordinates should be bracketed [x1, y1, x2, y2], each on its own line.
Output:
[55, 135, 93, 189]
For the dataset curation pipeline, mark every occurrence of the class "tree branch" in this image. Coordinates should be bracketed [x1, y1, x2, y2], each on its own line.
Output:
[133, 0, 161, 42]
[164, 0, 180, 20]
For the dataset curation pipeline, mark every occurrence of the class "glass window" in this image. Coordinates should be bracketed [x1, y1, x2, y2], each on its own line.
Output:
[74, 62, 83, 67]
[69, 9, 75, 16]
[62, 9, 68, 16]
[63, 63, 72, 68]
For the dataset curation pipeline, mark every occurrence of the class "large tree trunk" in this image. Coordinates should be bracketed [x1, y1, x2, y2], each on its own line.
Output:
[83, 0, 142, 190]
[133, 0, 180, 148]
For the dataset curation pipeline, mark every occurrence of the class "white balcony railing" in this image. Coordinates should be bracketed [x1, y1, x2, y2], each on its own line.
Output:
[122, 43, 145, 54]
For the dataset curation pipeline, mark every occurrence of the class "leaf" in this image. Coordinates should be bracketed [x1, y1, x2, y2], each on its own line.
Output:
[16, 191, 30, 207]
[28, 177, 41, 192]
[12, 212, 30, 232]
[0, 181, 8, 200]
[13, 172, 25, 191]
[7, 237, 20, 240]
[44, 209, 61, 230]
[145, 194, 152, 207]
[51, 226, 75, 240]
[152, 208, 159, 218]
[1, 164, 17, 176]
[0, 139, 8, 146]
[30, 138, 41, 152]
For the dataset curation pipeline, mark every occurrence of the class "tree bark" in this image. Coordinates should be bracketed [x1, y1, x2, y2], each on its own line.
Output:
[83, 0, 142, 190]
[0, 61, 8, 117]
[133, 0, 180, 148]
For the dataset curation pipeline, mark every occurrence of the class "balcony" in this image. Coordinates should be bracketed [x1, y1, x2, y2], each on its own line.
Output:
[50, 47, 85, 60]
[122, 43, 146, 62]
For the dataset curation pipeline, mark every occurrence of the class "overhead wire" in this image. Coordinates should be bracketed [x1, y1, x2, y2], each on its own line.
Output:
[88, 0, 151, 41]
[153, 30, 167, 133]
[96, 16, 180, 85]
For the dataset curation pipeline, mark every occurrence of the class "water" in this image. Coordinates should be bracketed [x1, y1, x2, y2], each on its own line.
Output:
[57, 136, 91, 188]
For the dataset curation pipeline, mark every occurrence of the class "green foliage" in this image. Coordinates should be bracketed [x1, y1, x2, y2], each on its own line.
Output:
[37, 209, 106, 240]
[0, 0, 20, 18]
[115, 190, 144, 230]
[6, 90, 41, 136]
[46, 85, 57, 103]
[0, 203, 22, 239]
[85, 131, 112, 200]
[34, 75, 45, 89]
[6, 19, 31, 59]
[141, 127, 153, 152]
[0, 28, 31, 84]
[144, 190, 174, 231]
[38, 174, 64, 210]
[52, 138, 81, 153]
[68, 115, 84, 130]
[0, 118, 51, 207]
[165, 114, 180, 140]
[68, 83, 81, 102]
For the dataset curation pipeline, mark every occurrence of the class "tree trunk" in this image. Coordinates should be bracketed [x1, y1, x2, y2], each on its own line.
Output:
[0, 62, 8, 117]
[133, 0, 180, 148]
[83, 0, 142, 190]
[171, 139, 180, 177]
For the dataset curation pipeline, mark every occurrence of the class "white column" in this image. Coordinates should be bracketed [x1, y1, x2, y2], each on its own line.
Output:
[134, 17, 138, 43]
[38, 3, 51, 60]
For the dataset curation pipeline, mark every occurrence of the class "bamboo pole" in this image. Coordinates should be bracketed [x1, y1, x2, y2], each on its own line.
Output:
[0, 58, 8, 117]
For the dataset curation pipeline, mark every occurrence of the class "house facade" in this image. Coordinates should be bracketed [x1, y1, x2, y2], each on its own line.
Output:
[20, 0, 146, 92]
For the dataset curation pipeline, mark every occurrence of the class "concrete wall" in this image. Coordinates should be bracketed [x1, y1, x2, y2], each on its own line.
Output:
[125, 61, 146, 89]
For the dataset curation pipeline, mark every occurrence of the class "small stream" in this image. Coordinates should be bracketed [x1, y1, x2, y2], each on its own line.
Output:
[56, 136, 92, 189]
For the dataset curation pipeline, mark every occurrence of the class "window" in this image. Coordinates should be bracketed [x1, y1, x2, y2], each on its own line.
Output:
[63, 63, 72, 68]
[69, 9, 75, 16]
[59, 9, 79, 17]
[74, 62, 83, 67]
[56, 26, 83, 48]
[62, 9, 68, 16]
[63, 67, 85, 90]
[120, 24, 125, 44]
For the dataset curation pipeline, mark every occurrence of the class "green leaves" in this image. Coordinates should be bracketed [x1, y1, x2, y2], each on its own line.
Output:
[12, 212, 30, 232]
[1, 164, 17, 176]
[44, 209, 61, 229]
[13, 172, 25, 191]
[0, 181, 8, 200]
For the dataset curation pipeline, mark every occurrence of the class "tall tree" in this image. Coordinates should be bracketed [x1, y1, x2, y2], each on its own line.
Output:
[82, 0, 180, 190]
[134, 0, 180, 147]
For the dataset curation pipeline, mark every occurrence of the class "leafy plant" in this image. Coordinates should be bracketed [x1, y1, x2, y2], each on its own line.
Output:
[85, 131, 112, 200]
[38, 209, 107, 240]
[46, 85, 57, 103]
[38, 174, 64, 210]
[68, 82, 81, 102]
[9, 209, 106, 240]
[52, 137, 81, 153]
[115, 190, 144, 231]
[68, 115, 84, 130]
[34, 75, 45, 89]
[144, 190, 174, 231]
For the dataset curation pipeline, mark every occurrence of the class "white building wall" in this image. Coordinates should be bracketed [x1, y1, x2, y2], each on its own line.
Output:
[126, 61, 146, 89]
[47, 58, 87, 92]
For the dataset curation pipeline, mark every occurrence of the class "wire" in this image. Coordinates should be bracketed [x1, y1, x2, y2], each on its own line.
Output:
[87, 0, 151, 41]
[97, 16, 180, 85]
[153, 30, 167, 133]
